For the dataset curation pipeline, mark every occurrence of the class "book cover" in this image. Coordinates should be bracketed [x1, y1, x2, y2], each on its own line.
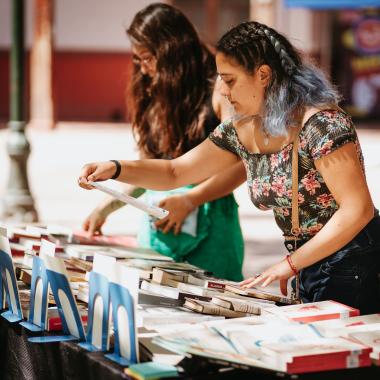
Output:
[183, 298, 249, 318]
[224, 284, 293, 304]
[311, 313, 380, 337]
[210, 295, 262, 315]
[265, 300, 360, 323]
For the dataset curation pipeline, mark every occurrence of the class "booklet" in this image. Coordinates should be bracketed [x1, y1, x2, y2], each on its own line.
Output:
[89, 181, 169, 219]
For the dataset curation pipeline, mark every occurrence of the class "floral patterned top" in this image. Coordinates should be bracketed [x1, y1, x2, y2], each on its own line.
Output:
[209, 110, 365, 238]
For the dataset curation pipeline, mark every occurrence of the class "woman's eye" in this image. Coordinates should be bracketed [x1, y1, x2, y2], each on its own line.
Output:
[225, 80, 234, 86]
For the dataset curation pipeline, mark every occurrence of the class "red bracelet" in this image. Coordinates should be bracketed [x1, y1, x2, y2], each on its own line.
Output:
[286, 254, 298, 276]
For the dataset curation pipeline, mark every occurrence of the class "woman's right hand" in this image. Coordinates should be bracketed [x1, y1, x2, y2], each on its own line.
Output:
[82, 209, 107, 236]
[78, 161, 117, 189]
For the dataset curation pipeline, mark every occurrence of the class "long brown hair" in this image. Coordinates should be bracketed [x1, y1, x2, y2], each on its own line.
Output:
[127, 3, 216, 158]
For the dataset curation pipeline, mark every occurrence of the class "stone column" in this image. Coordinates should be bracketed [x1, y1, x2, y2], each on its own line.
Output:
[2, 0, 38, 222]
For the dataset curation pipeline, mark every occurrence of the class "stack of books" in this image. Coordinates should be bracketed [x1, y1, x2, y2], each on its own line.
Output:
[153, 312, 375, 374]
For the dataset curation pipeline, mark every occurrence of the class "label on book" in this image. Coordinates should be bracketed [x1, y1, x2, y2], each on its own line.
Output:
[346, 354, 360, 368]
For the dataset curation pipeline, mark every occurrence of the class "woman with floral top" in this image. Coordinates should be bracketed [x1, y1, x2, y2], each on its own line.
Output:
[79, 21, 380, 314]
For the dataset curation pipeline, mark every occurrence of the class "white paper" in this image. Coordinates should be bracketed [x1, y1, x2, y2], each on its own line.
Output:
[89, 181, 169, 219]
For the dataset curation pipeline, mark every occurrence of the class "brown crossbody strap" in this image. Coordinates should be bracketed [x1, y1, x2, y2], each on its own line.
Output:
[291, 135, 301, 302]
[291, 137, 300, 236]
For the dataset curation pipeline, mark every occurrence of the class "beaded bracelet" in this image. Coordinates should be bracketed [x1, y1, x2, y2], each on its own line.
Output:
[286, 254, 298, 276]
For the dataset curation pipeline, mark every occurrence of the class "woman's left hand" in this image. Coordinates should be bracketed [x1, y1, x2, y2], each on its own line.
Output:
[239, 259, 294, 296]
[155, 194, 195, 235]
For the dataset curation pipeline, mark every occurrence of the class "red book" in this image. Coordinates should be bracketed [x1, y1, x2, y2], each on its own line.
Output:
[259, 337, 372, 373]
[47, 313, 88, 332]
[72, 231, 137, 248]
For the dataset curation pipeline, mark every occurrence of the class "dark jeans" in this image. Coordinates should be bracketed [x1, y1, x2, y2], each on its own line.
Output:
[286, 214, 380, 315]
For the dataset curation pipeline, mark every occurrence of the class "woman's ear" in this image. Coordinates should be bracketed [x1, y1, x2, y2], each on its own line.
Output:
[258, 64, 271, 87]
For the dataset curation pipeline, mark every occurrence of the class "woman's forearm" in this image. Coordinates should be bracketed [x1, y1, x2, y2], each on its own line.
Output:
[116, 140, 239, 190]
[117, 159, 182, 190]
[291, 204, 374, 271]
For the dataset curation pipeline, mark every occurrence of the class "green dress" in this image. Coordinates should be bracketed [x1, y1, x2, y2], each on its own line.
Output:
[137, 186, 244, 281]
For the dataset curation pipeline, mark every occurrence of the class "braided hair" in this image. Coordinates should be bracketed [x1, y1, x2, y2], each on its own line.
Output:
[217, 21, 340, 136]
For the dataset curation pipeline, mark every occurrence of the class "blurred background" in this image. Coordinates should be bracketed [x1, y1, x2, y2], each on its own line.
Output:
[1, 0, 380, 279]
[2, 0, 380, 122]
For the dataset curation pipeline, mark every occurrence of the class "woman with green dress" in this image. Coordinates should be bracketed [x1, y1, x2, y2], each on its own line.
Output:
[82, 3, 245, 281]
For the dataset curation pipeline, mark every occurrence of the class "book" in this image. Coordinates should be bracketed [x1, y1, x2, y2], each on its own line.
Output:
[139, 337, 185, 366]
[124, 362, 178, 380]
[65, 257, 93, 273]
[65, 244, 173, 262]
[151, 268, 188, 286]
[140, 281, 211, 304]
[175, 282, 224, 298]
[349, 330, 380, 363]
[137, 304, 224, 327]
[264, 300, 360, 323]
[210, 295, 262, 315]
[222, 291, 276, 305]
[19, 269, 32, 286]
[186, 274, 231, 290]
[89, 181, 169, 220]
[183, 298, 249, 318]
[71, 230, 137, 248]
[259, 336, 372, 373]
[224, 284, 293, 304]
[138, 290, 183, 308]
[311, 313, 380, 338]
[46, 306, 88, 331]
[121, 258, 208, 274]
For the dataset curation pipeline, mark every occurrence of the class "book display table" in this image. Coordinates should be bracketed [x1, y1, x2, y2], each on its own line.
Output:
[1, 318, 380, 380]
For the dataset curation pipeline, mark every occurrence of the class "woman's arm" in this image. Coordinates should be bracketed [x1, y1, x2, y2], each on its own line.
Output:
[82, 184, 145, 235]
[79, 138, 239, 190]
[290, 142, 374, 268]
[155, 161, 246, 234]
[241, 142, 374, 293]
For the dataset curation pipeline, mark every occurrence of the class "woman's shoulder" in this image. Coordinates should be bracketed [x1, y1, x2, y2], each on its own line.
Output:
[299, 107, 357, 160]
[302, 107, 352, 132]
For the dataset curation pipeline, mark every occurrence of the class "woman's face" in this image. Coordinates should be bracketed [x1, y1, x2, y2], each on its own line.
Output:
[132, 44, 157, 78]
[216, 52, 270, 116]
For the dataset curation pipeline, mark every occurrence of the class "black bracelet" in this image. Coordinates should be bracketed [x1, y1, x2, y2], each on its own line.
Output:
[110, 160, 122, 180]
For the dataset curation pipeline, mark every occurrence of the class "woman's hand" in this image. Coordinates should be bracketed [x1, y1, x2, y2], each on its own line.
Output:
[154, 194, 195, 235]
[239, 259, 294, 296]
[82, 209, 107, 236]
[78, 161, 117, 189]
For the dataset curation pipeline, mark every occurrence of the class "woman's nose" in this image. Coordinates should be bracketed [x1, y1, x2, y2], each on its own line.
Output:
[140, 65, 148, 75]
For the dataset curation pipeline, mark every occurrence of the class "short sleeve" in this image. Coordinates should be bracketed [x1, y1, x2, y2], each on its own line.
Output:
[301, 110, 357, 161]
[208, 120, 239, 157]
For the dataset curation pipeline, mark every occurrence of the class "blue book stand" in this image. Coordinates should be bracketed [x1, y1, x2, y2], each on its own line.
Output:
[105, 282, 138, 366]
[78, 271, 110, 352]
[20, 256, 49, 332]
[0, 249, 23, 323]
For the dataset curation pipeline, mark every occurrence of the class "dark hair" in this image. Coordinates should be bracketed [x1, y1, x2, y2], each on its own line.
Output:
[127, 3, 216, 158]
[217, 21, 340, 136]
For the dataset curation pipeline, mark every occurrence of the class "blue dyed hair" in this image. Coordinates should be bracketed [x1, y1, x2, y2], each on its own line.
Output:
[217, 21, 341, 136]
